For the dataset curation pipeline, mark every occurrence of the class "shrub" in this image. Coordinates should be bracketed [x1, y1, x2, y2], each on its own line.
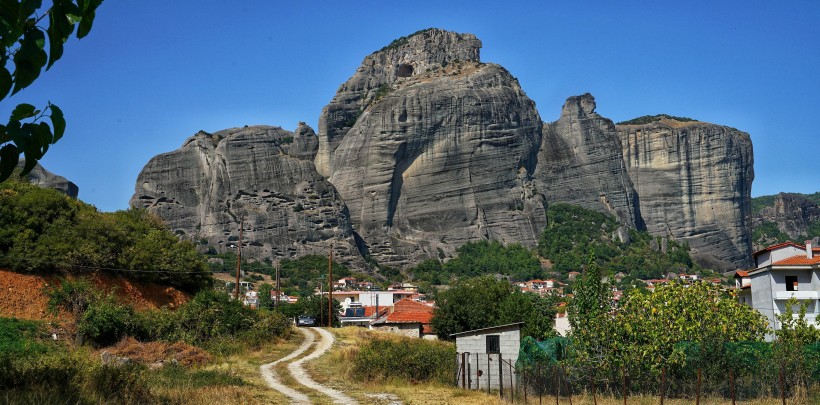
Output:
[353, 335, 455, 384]
[238, 311, 292, 349]
[80, 296, 137, 347]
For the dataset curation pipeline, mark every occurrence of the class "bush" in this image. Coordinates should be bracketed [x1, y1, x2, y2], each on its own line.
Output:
[238, 311, 292, 349]
[80, 296, 137, 347]
[353, 335, 455, 384]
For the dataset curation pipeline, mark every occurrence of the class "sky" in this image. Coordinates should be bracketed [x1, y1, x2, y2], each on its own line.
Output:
[2, 0, 818, 212]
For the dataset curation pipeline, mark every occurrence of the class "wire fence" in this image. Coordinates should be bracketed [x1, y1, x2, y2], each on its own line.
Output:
[456, 347, 820, 404]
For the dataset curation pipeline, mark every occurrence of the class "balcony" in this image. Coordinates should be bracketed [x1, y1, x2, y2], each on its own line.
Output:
[774, 290, 820, 300]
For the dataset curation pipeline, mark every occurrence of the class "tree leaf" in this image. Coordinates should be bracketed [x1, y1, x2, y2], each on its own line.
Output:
[12, 29, 47, 94]
[0, 66, 11, 102]
[49, 104, 65, 142]
[10, 103, 37, 121]
[0, 144, 20, 182]
[77, 0, 103, 39]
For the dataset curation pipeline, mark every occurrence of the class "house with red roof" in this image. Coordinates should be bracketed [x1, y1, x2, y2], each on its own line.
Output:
[370, 297, 436, 339]
[745, 240, 820, 338]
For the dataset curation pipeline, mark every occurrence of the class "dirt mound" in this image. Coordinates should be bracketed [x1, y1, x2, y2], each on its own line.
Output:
[0, 268, 191, 321]
[104, 337, 212, 366]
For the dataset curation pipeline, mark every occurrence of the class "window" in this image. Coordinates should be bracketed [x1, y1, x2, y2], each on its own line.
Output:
[786, 276, 798, 291]
[486, 335, 500, 354]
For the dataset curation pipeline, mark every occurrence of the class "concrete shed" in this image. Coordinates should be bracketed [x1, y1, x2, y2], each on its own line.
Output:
[451, 322, 522, 392]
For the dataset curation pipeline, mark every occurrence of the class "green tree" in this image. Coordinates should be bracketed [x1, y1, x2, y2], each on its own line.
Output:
[610, 281, 768, 378]
[441, 240, 542, 281]
[431, 276, 557, 339]
[297, 294, 341, 327]
[567, 254, 616, 371]
[1, 0, 104, 181]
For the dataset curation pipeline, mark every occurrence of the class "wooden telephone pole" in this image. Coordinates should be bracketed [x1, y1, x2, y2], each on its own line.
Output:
[234, 217, 244, 301]
[275, 265, 280, 308]
[327, 243, 333, 327]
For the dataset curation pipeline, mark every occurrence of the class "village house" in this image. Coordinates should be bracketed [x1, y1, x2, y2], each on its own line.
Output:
[741, 241, 820, 338]
[370, 298, 436, 339]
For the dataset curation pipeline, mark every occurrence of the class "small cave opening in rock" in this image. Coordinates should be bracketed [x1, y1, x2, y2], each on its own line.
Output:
[396, 64, 414, 77]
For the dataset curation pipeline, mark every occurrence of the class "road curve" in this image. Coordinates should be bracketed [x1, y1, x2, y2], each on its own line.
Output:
[288, 327, 358, 405]
[260, 328, 314, 404]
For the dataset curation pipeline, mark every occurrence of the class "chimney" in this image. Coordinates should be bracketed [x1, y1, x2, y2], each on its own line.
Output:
[807, 240, 813, 259]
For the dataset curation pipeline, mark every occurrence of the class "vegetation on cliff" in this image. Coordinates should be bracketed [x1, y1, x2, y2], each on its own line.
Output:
[616, 114, 697, 125]
[539, 203, 702, 282]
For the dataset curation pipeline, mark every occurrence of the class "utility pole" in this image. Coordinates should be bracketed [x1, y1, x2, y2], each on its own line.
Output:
[234, 217, 244, 301]
[327, 242, 333, 328]
[275, 265, 280, 309]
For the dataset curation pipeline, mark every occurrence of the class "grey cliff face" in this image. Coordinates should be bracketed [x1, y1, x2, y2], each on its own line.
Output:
[316, 28, 482, 177]
[18, 160, 79, 198]
[535, 94, 640, 228]
[319, 29, 545, 267]
[617, 119, 754, 270]
[130, 124, 363, 268]
[132, 29, 757, 272]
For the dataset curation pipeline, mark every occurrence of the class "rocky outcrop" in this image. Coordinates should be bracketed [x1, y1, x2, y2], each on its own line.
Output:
[316, 28, 482, 178]
[753, 193, 820, 245]
[18, 159, 79, 198]
[130, 124, 364, 268]
[132, 29, 757, 272]
[318, 29, 546, 267]
[535, 94, 641, 229]
[617, 118, 754, 270]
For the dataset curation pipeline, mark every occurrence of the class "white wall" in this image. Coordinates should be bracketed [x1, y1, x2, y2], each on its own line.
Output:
[455, 326, 521, 391]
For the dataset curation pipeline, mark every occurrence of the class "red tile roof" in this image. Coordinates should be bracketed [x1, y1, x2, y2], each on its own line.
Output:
[383, 298, 435, 327]
[773, 255, 820, 266]
[735, 270, 749, 277]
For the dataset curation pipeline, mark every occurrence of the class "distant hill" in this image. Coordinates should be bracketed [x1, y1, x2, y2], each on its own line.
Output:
[751, 192, 820, 250]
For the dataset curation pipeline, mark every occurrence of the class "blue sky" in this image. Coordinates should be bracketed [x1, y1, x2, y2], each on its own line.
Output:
[2, 0, 818, 212]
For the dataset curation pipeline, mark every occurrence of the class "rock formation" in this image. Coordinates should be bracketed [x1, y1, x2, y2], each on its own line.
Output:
[617, 118, 754, 270]
[317, 28, 546, 267]
[752, 193, 820, 247]
[18, 159, 79, 198]
[132, 28, 756, 271]
[130, 124, 364, 268]
[535, 94, 641, 229]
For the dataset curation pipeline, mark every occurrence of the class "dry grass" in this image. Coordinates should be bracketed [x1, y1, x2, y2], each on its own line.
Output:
[147, 329, 300, 404]
[304, 326, 505, 404]
[103, 337, 212, 366]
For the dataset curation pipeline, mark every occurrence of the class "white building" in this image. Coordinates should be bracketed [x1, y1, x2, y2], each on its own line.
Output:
[745, 241, 820, 339]
[452, 323, 522, 392]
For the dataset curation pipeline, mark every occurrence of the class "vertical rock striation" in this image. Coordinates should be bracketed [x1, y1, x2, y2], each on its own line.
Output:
[535, 94, 641, 229]
[318, 29, 546, 267]
[617, 119, 754, 270]
[130, 124, 364, 267]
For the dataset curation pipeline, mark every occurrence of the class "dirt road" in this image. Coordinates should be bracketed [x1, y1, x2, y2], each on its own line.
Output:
[261, 327, 358, 404]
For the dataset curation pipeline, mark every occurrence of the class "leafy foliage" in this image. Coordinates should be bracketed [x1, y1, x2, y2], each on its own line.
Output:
[1, 0, 104, 181]
[569, 280, 769, 383]
[0, 180, 211, 291]
[431, 276, 557, 340]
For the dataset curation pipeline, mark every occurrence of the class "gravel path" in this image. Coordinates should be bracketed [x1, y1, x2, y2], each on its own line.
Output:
[259, 328, 314, 404]
[288, 327, 358, 404]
